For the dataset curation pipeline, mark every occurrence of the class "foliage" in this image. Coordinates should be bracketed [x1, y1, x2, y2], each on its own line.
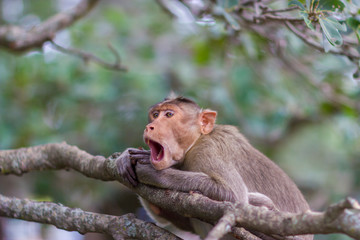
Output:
[289, 0, 346, 48]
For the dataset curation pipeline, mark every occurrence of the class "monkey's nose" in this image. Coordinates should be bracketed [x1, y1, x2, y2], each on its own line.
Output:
[146, 125, 154, 131]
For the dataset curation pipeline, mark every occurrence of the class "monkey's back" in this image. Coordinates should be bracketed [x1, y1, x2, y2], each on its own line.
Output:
[184, 124, 309, 213]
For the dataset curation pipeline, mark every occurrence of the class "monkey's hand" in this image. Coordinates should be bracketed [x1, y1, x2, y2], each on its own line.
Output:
[115, 148, 150, 187]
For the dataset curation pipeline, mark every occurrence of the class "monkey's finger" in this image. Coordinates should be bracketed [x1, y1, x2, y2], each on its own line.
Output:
[125, 168, 138, 187]
[118, 165, 136, 187]
[137, 158, 151, 164]
[128, 149, 150, 155]
[128, 148, 146, 153]
[123, 174, 137, 187]
[126, 175, 138, 187]
[125, 164, 137, 181]
[130, 154, 150, 161]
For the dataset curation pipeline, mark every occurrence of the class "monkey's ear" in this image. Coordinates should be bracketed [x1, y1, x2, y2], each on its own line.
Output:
[199, 109, 217, 134]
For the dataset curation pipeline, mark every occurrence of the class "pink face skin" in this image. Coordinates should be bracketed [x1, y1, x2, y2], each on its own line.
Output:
[143, 103, 217, 170]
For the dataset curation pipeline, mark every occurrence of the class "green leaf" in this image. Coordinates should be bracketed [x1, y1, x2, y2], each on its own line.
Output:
[347, 17, 360, 42]
[317, 0, 345, 11]
[288, 0, 306, 10]
[289, 0, 315, 30]
[353, 65, 360, 79]
[308, 0, 314, 10]
[325, 16, 347, 31]
[300, 12, 315, 30]
[319, 17, 343, 46]
[347, 17, 360, 29]
[322, 32, 332, 52]
[217, 0, 240, 10]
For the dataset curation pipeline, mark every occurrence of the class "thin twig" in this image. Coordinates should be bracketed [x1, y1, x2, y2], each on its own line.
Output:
[285, 21, 360, 60]
[50, 41, 127, 71]
[262, 6, 300, 14]
[205, 211, 236, 240]
[232, 227, 262, 240]
[254, 14, 304, 23]
[107, 42, 122, 67]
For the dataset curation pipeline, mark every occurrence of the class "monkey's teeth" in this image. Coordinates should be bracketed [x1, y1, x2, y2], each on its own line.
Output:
[157, 148, 163, 159]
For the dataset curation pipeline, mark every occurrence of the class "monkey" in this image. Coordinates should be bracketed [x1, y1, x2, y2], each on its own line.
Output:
[116, 96, 313, 240]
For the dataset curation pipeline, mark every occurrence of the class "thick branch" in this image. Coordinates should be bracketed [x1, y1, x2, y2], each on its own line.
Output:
[0, 0, 99, 52]
[0, 194, 180, 240]
[1, 143, 360, 239]
[0, 142, 119, 181]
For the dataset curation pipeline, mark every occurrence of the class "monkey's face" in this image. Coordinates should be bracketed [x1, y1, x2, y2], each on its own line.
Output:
[143, 103, 201, 170]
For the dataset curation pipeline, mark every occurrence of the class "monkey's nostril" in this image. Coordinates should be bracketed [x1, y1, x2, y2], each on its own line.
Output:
[150, 126, 154, 130]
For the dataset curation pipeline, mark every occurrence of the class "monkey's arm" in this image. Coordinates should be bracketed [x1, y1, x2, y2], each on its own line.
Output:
[116, 149, 240, 201]
[136, 163, 246, 203]
[136, 163, 277, 210]
[116, 149, 273, 207]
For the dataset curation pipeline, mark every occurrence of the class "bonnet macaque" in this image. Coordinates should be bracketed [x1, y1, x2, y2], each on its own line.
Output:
[116, 96, 312, 240]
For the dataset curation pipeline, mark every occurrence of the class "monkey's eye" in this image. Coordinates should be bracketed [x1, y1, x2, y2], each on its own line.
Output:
[165, 111, 174, 118]
[152, 112, 159, 119]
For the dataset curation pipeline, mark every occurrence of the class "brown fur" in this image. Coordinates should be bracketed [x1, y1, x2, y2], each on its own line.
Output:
[117, 96, 312, 240]
[184, 125, 309, 213]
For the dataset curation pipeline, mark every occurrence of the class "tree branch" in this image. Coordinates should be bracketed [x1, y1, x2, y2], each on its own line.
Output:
[205, 210, 237, 240]
[0, 194, 180, 240]
[253, 15, 304, 23]
[232, 227, 262, 240]
[285, 21, 360, 60]
[0, 0, 99, 52]
[158, 1, 360, 64]
[0, 142, 119, 182]
[261, 6, 300, 14]
[1, 143, 360, 239]
[50, 41, 127, 71]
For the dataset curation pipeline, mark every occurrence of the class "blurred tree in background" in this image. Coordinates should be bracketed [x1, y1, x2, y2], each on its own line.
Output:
[0, 0, 359, 239]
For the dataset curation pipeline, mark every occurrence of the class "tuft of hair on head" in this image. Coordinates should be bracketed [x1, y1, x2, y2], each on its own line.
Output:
[148, 94, 201, 120]
[169, 97, 201, 114]
[163, 92, 197, 106]
[158, 93, 200, 111]
[164, 91, 178, 101]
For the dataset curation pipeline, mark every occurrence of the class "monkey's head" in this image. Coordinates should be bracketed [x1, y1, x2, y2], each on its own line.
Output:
[143, 96, 217, 170]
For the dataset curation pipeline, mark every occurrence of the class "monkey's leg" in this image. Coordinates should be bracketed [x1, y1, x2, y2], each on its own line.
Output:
[248, 192, 278, 211]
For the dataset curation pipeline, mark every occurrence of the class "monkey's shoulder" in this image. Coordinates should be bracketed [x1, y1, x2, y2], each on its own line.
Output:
[185, 124, 251, 161]
[207, 124, 250, 146]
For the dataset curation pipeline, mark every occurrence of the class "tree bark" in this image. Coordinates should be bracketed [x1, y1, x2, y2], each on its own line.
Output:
[0, 0, 99, 52]
[1, 142, 360, 239]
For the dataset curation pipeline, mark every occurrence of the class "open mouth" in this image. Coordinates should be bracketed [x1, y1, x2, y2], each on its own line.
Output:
[146, 139, 165, 162]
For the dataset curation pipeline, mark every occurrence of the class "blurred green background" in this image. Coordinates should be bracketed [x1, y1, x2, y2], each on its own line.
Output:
[0, 0, 359, 239]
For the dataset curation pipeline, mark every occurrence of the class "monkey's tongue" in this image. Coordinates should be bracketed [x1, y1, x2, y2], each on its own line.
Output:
[148, 140, 165, 162]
